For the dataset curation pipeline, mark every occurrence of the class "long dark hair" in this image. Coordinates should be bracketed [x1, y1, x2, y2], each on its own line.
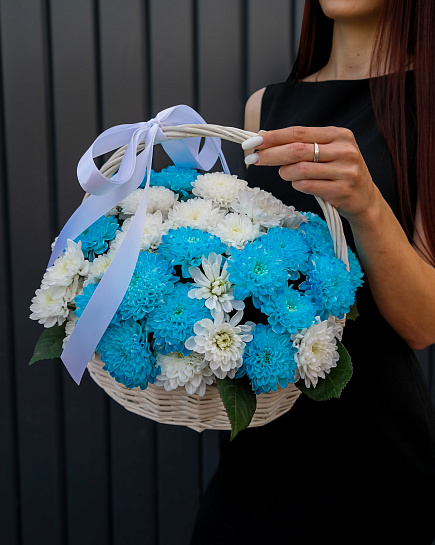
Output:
[290, 0, 435, 266]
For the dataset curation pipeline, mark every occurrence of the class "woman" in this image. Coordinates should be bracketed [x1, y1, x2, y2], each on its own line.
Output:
[190, 1, 435, 543]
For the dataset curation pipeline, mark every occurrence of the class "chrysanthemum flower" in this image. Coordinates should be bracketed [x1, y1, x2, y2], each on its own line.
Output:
[97, 319, 159, 390]
[348, 248, 364, 289]
[188, 252, 244, 319]
[84, 252, 114, 285]
[148, 283, 211, 355]
[292, 317, 340, 388]
[231, 187, 287, 228]
[74, 282, 122, 325]
[168, 197, 224, 231]
[192, 172, 248, 207]
[280, 205, 307, 229]
[300, 254, 355, 320]
[185, 311, 254, 379]
[299, 212, 335, 256]
[120, 211, 173, 252]
[155, 351, 214, 396]
[118, 187, 177, 219]
[41, 239, 89, 296]
[261, 285, 317, 335]
[30, 285, 74, 328]
[74, 215, 119, 261]
[258, 226, 311, 279]
[118, 252, 178, 321]
[148, 165, 198, 199]
[62, 310, 79, 348]
[211, 212, 262, 251]
[241, 324, 296, 394]
[227, 242, 288, 301]
[158, 226, 226, 278]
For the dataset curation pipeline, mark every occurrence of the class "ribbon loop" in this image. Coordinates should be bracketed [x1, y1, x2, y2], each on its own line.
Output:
[49, 104, 230, 384]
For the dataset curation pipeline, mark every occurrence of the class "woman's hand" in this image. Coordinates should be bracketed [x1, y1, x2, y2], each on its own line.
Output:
[244, 126, 381, 227]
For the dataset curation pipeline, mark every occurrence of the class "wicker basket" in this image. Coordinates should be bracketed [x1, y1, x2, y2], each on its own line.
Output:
[85, 123, 349, 432]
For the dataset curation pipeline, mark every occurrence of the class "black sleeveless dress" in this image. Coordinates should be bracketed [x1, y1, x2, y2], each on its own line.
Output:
[190, 74, 435, 544]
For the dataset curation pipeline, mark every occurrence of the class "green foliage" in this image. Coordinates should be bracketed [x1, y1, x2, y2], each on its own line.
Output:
[29, 323, 66, 365]
[347, 300, 360, 321]
[217, 375, 257, 440]
[296, 340, 353, 401]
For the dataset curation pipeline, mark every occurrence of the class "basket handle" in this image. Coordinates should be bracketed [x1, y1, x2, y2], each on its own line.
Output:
[99, 123, 349, 270]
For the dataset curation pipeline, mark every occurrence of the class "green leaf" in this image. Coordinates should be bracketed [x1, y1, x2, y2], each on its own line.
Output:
[346, 299, 360, 321]
[29, 323, 66, 365]
[296, 340, 353, 401]
[217, 376, 257, 440]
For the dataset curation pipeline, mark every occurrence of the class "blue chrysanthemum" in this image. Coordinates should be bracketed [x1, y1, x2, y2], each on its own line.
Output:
[97, 319, 159, 390]
[75, 215, 119, 261]
[227, 242, 288, 302]
[158, 226, 226, 278]
[146, 165, 198, 199]
[147, 283, 211, 355]
[119, 252, 178, 321]
[260, 285, 317, 334]
[74, 282, 122, 324]
[258, 226, 311, 279]
[240, 324, 296, 394]
[300, 254, 355, 319]
[299, 212, 334, 256]
[348, 248, 364, 289]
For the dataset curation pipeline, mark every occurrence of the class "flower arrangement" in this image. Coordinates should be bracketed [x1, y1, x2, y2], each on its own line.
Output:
[29, 165, 363, 438]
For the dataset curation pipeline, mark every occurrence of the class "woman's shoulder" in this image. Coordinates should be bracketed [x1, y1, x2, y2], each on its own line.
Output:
[244, 87, 266, 133]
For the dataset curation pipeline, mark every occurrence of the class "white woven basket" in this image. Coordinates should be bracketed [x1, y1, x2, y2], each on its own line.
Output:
[86, 124, 349, 432]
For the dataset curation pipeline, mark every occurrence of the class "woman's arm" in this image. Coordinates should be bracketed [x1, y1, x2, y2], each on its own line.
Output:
[242, 116, 435, 350]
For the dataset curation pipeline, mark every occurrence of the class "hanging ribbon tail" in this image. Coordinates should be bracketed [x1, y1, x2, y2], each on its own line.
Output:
[54, 104, 229, 384]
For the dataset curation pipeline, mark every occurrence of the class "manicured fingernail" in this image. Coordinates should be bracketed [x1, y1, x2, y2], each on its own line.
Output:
[258, 129, 267, 134]
[242, 136, 263, 150]
[244, 152, 259, 165]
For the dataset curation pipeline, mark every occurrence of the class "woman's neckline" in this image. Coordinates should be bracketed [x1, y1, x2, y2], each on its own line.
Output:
[291, 69, 414, 85]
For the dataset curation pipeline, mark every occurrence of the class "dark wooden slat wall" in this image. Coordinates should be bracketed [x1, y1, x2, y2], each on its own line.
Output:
[1, 2, 433, 545]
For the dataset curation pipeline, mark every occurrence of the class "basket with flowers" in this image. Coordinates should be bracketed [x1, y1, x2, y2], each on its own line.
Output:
[29, 107, 363, 438]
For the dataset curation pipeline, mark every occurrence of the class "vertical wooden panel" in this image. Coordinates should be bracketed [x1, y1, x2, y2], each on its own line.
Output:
[198, 0, 244, 175]
[49, 2, 113, 544]
[247, 0, 292, 96]
[1, 0, 65, 543]
[0, 28, 20, 541]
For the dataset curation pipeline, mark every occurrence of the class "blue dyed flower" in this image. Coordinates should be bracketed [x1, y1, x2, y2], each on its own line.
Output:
[147, 165, 198, 199]
[147, 283, 211, 355]
[74, 282, 122, 325]
[227, 242, 288, 302]
[300, 254, 355, 319]
[119, 252, 178, 321]
[158, 226, 226, 278]
[75, 215, 119, 261]
[241, 324, 297, 394]
[348, 248, 364, 289]
[97, 319, 159, 390]
[299, 212, 334, 256]
[260, 285, 317, 334]
[258, 226, 310, 279]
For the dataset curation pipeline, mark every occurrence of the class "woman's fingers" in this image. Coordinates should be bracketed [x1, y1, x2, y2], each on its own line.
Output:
[246, 141, 337, 166]
[257, 126, 350, 149]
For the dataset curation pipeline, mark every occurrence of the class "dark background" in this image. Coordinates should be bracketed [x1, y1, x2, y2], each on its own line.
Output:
[0, 1, 433, 544]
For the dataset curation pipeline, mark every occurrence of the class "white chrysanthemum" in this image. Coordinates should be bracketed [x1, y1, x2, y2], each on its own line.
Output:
[118, 186, 177, 219]
[62, 310, 79, 348]
[108, 228, 127, 254]
[120, 211, 173, 252]
[292, 317, 340, 388]
[147, 186, 177, 217]
[281, 205, 307, 229]
[192, 172, 248, 207]
[168, 197, 224, 231]
[41, 239, 89, 297]
[188, 252, 244, 320]
[155, 351, 214, 396]
[84, 252, 114, 286]
[185, 311, 254, 379]
[30, 285, 75, 328]
[231, 187, 287, 228]
[211, 212, 262, 250]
